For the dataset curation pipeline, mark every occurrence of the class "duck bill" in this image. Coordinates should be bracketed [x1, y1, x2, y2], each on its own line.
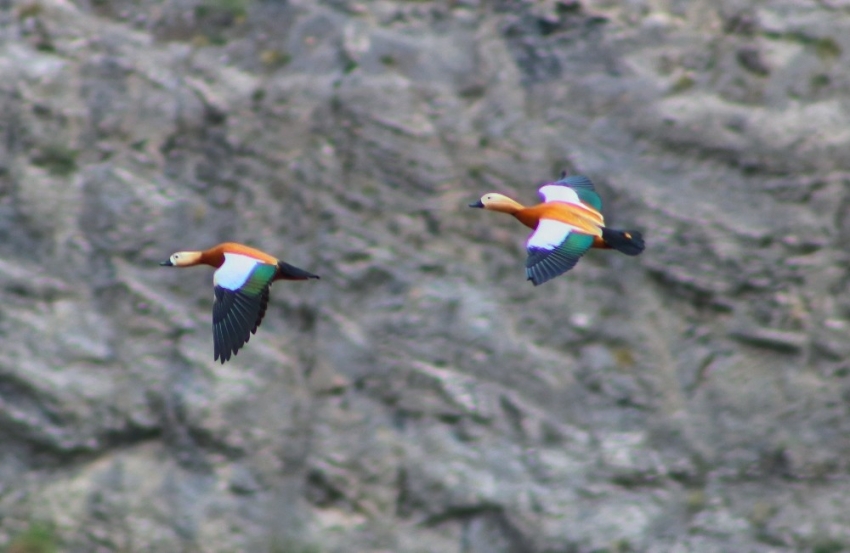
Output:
[159, 260, 174, 266]
[468, 200, 485, 208]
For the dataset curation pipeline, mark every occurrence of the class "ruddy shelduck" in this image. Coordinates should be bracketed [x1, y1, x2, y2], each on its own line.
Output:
[469, 173, 644, 286]
[160, 242, 319, 363]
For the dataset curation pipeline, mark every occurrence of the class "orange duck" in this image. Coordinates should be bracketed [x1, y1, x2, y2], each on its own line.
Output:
[160, 242, 319, 363]
[469, 173, 644, 286]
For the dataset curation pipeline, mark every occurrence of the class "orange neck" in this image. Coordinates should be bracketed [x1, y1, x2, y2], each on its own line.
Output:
[512, 209, 538, 229]
[199, 248, 225, 268]
[486, 197, 526, 215]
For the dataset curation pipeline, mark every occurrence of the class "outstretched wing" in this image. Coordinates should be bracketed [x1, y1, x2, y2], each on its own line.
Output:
[212, 258, 277, 363]
[538, 175, 603, 212]
[525, 219, 594, 286]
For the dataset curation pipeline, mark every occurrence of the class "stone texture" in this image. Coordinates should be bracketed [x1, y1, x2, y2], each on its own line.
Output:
[1, 0, 850, 551]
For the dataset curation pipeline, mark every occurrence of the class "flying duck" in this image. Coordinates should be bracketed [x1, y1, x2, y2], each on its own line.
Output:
[469, 173, 644, 286]
[160, 242, 319, 363]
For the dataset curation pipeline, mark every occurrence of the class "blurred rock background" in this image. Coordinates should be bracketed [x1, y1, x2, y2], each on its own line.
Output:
[1, 0, 849, 551]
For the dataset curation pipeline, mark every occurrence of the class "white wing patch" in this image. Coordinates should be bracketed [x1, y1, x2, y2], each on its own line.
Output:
[527, 219, 581, 251]
[214, 253, 260, 291]
[538, 184, 583, 206]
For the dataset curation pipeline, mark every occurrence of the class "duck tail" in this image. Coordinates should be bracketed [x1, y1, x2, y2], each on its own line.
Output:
[601, 228, 645, 256]
[276, 261, 320, 281]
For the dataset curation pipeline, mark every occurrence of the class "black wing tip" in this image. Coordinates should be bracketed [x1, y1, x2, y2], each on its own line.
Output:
[527, 275, 545, 286]
[556, 174, 594, 188]
[526, 267, 555, 286]
[217, 331, 247, 363]
[526, 245, 585, 286]
[215, 345, 241, 364]
[215, 339, 234, 363]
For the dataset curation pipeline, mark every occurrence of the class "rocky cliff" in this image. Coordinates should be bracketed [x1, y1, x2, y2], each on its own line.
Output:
[1, 0, 850, 551]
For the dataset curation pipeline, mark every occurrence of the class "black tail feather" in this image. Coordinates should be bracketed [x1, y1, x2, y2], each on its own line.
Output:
[601, 228, 645, 256]
[276, 261, 320, 281]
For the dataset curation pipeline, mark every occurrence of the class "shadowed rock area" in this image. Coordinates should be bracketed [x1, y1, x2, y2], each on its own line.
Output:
[1, 0, 850, 551]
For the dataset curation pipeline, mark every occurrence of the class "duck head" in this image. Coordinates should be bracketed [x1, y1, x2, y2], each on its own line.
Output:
[160, 251, 203, 267]
[468, 193, 524, 214]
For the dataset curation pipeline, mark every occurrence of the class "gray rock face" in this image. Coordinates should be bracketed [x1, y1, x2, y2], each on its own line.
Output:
[1, 0, 850, 551]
